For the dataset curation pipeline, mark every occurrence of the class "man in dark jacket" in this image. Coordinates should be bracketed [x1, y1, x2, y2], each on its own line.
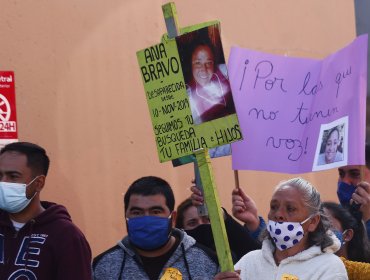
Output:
[0, 142, 92, 280]
[93, 176, 219, 279]
[336, 143, 370, 240]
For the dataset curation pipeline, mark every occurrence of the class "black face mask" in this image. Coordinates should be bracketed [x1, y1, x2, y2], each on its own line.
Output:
[185, 224, 215, 250]
[185, 223, 239, 263]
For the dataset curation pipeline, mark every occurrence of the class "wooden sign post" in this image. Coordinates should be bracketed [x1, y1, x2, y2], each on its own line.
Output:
[194, 148, 234, 272]
[162, 3, 234, 272]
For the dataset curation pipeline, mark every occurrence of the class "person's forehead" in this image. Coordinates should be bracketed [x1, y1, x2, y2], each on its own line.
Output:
[0, 151, 29, 171]
[193, 46, 213, 58]
[338, 165, 361, 172]
[183, 205, 199, 220]
[329, 130, 339, 138]
[271, 185, 304, 204]
[127, 193, 168, 209]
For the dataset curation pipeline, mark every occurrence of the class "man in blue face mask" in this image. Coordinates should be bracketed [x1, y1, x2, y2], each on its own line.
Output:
[337, 143, 370, 240]
[93, 176, 219, 280]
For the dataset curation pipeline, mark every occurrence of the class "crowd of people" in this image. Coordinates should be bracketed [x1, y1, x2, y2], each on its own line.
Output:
[0, 141, 369, 279]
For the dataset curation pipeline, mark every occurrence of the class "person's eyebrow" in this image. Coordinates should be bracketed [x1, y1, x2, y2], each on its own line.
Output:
[128, 206, 144, 212]
[1, 170, 22, 176]
[148, 206, 166, 211]
[348, 169, 360, 172]
[129, 205, 165, 211]
[339, 168, 360, 174]
[348, 169, 361, 175]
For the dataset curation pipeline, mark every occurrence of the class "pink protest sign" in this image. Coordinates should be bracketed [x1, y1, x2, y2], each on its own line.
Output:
[229, 35, 368, 173]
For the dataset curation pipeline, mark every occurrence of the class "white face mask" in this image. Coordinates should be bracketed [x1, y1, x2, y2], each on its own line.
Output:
[267, 216, 312, 251]
[0, 177, 39, 213]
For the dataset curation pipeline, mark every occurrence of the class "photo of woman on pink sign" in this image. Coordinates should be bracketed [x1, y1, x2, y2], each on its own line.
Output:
[318, 125, 344, 165]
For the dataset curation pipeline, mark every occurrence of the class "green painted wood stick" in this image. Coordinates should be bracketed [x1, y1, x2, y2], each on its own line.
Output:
[161, 2, 234, 272]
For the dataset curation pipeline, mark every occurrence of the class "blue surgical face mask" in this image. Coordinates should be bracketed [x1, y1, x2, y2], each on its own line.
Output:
[0, 177, 39, 213]
[333, 229, 348, 246]
[127, 215, 172, 250]
[337, 181, 356, 207]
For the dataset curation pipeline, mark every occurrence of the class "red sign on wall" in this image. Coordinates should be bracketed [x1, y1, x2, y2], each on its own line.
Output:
[0, 71, 18, 146]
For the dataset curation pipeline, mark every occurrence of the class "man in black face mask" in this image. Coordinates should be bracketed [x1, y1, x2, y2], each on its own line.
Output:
[336, 143, 370, 240]
[93, 176, 219, 280]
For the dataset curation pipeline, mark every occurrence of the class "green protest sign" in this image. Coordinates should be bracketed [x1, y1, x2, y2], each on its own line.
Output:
[138, 3, 236, 273]
[137, 21, 242, 162]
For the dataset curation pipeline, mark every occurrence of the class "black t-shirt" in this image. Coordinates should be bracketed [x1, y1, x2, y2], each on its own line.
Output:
[140, 237, 180, 280]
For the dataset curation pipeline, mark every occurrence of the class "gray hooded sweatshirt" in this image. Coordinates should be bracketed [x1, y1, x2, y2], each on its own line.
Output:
[93, 229, 219, 280]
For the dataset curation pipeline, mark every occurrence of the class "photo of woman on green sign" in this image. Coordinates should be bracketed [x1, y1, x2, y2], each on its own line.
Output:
[176, 25, 236, 125]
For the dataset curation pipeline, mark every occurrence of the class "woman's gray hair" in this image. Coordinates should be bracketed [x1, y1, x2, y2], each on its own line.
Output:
[269, 177, 333, 251]
[275, 177, 321, 215]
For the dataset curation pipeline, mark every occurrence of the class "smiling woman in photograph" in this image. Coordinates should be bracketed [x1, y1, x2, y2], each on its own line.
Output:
[318, 126, 344, 165]
[185, 40, 236, 125]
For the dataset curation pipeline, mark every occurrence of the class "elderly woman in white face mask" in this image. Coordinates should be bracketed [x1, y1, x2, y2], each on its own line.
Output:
[215, 177, 348, 280]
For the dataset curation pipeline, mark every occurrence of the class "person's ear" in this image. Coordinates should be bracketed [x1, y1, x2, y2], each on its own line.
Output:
[343, 229, 354, 243]
[124, 215, 129, 231]
[364, 167, 370, 183]
[171, 210, 177, 228]
[34, 175, 46, 192]
[307, 214, 320, 232]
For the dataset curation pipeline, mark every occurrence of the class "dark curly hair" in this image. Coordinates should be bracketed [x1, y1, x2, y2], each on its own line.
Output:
[323, 201, 370, 263]
[124, 176, 175, 213]
[0, 142, 50, 176]
[175, 198, 193, 229]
